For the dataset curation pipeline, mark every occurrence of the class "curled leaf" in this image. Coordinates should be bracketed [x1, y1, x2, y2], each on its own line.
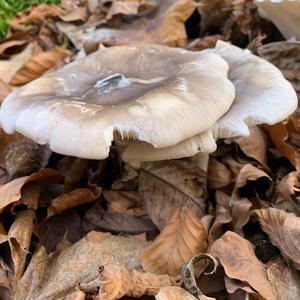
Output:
[139, 160, 206, 229]
[98, 263, 180, 299]
[254, 208, 300, 270]
[210, 231, 276, 300]
[140, 207, 208, 276]
[47, 183, 101, 219]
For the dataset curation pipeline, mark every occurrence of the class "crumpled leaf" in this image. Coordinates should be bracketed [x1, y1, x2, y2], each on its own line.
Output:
[264, 122, 300, 170]
[140, 207, 208, 276]
[181, 253, 218, 298]
[14, 232, 147, 299]
[266, 257, 300, 300]
[47, 183, 101, 219]
[82, 0, 197, 52]
[233, 126, 268, 165]
[276, 171, 300, 214]
[98, 263, 180, 299]
[207, 158, 232, 189]
[0, 169, 64, 213]
[34, 209, 82, 253]
[0, 130, 51, 183]
[0, 43, 34, 84]
[104, 190, 145, 216]
[209, 191, 252, 244]
[139, 160, 206, 229]
[156, 287, 212, 300]
[83, 203, 157, 235]
[10, 47, 72, 86]
[210, 231, 276, 300]
[254, 208, 300, 270]
[9, 4, 64, 33]
[8, 210, 35, 279]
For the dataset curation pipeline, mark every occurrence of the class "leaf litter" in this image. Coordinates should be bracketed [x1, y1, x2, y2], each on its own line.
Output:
[0, 0, 300, 299]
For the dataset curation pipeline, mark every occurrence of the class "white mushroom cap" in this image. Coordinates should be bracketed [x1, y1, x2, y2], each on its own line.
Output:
[255, 0, 300, 40]
[122, 41, 298, 161]
[0, 45, 235, 160]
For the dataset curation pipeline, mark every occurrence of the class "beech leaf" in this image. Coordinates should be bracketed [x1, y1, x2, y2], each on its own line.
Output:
[140, 207, 208, 276]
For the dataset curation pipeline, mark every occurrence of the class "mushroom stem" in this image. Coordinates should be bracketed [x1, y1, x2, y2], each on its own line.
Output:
[190, 152, 209, 172]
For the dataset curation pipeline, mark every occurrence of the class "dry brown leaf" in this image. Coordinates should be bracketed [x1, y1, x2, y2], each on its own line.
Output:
[266, 257, 300, 300]
[140, 208, 208, 276]
[83, 0, 197, 52]
[0, 169, 64, 213]
[83, 203, 157, 235]
[0, 130, 51, 183]
[264, 123, 300, 170]
[210, 231, 276, 300]
[187, 35, 225, 51]
[0, 80, 11, 103]
[139, 160, 206, 229]
[0, 43, 34, 84]
[57, 157, 89, 192]
[61, 7, 89, 22]
[258, 41, 300, 98]
[47, 183, 101, 218]
[106, 1, 141, 20]
[276, 171, 300, 214]
[207, 158, 232, 189]
[35, 209, 82, 253]
[98, 263, 180, 299]
[233, 126, 268, 165]
[156, 287, 211, 300]
[8, 210, 35, 279]
[10, 47, 72, 86]
[254, 208, 300, 270]
[0, 39, 28, 59]
[104, 190, 145, 216]
[9, 4, 64, 32]
[14, 232, 147, 299]
[208, 191, 252, 244]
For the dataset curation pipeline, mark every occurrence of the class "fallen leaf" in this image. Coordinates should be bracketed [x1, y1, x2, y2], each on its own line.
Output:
[207, 158, 232, 189]
[156, 287, 207, 300]
[210, 231, 276, 300]
[8, 210, 35, 279]
[14, 233, 147, 299]
[61, 7, 89, 22]
[254, 208, 300, 270]
[98, 264, 180, 299]
[10, 47, 72, 86]
[0, 130, 51, 183]
[0, 39, 28, 59]
[0, 169, 64, 213]
[0, 43, 34, 84]
[104, 190, 145, 216]
[47, 183, 101, 218]
[34, 209, 82, 253]
[209, 191, 252, 244]
[83, 0, 198, 52]
[187, 35, 225, 51]
[83, 203, 157, 235]
[140, 208, 208, 276]
[139, 160, 206, 229]
[9, 4, 64, 33]
[181, 253, 218, 299]
[276, 171, 300, 214]
[233, 126, 268, 165]
[105, 1, 141, 20]
[264, 123, 300, 170]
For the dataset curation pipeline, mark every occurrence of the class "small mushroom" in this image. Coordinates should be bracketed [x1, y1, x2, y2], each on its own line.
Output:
[123, 41, 298, 161]
[0, 45, 235, 160]
[255, 0, 300, 40]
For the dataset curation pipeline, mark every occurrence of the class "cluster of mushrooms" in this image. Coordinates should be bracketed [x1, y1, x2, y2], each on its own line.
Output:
[0, 41, 297, 168]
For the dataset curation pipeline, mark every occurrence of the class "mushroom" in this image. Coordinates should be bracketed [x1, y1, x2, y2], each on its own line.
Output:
[255, 0, 300, 40]
[0, 44, 235, 160]
[122, 41, 298, 161]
